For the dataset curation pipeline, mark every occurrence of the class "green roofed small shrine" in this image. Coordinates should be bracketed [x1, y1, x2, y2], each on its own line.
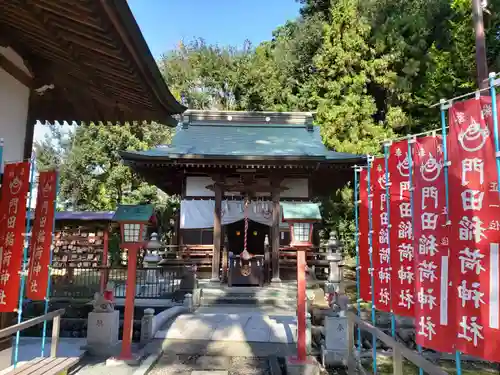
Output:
[120, 110, 364, 284]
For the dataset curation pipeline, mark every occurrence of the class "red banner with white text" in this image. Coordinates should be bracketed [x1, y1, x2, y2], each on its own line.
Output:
[26, 171, 57, 300]
[448, 97, 500, 361]
[413, 135, 453, 353]
[0, 162, 30, 312]
[388, 140, 415, 317]
[370, 158, 391, 312]
[358, 168, 371, 301]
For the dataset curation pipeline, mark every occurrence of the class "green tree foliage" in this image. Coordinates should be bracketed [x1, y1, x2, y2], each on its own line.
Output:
[35, 122, 173, 210]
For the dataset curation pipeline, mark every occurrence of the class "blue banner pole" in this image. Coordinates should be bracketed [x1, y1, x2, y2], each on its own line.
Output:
[0, 139, 4, 171]
[353, 165, 362, 351]
[13, 156, 36, 368]
[383, 143, 396, 338]
[407, 138, 423, 375]
[440, 98, 461, 375]
[366, 155, 377, 374]
[488, 73, 500, 195]
[41, 171, 59, 357]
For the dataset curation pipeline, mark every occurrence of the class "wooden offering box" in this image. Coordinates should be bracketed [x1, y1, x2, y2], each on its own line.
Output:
[228, 255, 264, 286]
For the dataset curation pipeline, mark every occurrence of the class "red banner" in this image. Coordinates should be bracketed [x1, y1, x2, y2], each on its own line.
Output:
[358, 168, 371, 301]
[26, 171, 57, 300]
[412, 135, 453, 353]
[370, 157, 391, 312]
[448, 97, 500, 361]
[0, 162, 30, 312]
[388, 140, 415, 317]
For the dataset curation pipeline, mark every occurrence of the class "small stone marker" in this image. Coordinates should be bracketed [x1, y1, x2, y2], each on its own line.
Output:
[321, 315, 349, 367]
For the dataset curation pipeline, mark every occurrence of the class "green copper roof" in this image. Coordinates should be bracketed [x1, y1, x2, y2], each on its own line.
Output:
[113, 204, 154, 223]
[120, 121, 362, 162]
[281, 202, 322, 221]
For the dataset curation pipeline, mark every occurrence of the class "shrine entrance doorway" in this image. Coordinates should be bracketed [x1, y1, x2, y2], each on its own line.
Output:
[225, 220, 270, 286]
[226, 219, 269, 256]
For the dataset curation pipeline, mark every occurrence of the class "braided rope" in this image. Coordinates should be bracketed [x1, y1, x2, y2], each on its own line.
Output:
[244, 199, 249, 252]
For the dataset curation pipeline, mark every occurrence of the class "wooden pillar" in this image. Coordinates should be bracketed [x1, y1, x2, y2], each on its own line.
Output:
[211, 182, 222, 282]
[23, 93, 36, 160]
[271, 183, 281, 283]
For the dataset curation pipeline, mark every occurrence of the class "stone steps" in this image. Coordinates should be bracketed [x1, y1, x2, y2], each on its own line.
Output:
[199, 284, 297, 309]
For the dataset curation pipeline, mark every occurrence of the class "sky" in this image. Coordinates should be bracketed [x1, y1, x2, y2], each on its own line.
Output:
[127, 0, 302, 58]
[34, 0, 301, 143]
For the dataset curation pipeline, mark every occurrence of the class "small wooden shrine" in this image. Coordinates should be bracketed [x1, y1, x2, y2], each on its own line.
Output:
[121, 110, 363, 284]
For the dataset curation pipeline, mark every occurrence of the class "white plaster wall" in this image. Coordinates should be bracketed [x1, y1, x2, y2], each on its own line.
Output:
[185, 176, 309, 198]
[0, 47, 31, 165]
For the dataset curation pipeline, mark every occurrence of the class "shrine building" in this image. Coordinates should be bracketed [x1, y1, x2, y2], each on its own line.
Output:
[120, 110, 363, 285]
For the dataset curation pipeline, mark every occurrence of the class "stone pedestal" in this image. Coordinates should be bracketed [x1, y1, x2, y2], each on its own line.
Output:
[321, 316, 349, 367]
[86, 310, 120, 356]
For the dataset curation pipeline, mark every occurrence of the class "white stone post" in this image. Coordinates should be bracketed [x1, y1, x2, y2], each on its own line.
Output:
[184, 293, 194, 312]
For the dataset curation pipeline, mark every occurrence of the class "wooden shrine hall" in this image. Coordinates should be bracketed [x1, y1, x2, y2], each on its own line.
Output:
[121, 110, 364, 284]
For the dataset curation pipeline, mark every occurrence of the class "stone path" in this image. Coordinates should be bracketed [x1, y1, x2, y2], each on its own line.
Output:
[156, 308, 297, 344]
[149, 355, 271, 375]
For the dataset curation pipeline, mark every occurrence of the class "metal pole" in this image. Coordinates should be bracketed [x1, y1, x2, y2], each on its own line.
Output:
[407, 139, 423, 375]
[472, 0, 489, 89]
[383, 144, 396, 338]
[353, 166, 362, 351]
[489, 73, 500, 194]
[41, 171, 59, 357]
[0, 139, 4, 171]
[366, 156, 377, 374]
[13, 157, 36, 367]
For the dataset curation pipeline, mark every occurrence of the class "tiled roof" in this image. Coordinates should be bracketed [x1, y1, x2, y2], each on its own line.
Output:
[121, 122, 362, 162]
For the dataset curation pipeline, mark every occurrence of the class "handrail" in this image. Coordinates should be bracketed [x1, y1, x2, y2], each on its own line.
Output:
[347, 312, 448, 375]
[0, 308, 65, 358]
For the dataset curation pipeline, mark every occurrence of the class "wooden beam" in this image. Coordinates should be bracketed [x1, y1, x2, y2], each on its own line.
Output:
[211, 181, 223, 282]
[0, 309, 65, 339]
[0, 52, 32, 88]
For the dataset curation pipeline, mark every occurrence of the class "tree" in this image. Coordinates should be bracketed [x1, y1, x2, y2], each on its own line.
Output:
[34, 121, 175, 212]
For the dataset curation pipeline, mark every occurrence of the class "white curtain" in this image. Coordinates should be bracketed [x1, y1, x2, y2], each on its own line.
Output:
[180, 199, 276, 229]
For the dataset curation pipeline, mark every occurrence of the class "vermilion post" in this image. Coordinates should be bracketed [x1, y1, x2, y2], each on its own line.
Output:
[119, 244, 138, 360]
[296, 249, 307, 362]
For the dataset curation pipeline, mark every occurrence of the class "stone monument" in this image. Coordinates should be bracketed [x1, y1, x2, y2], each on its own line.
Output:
[86, 292, 120, 356]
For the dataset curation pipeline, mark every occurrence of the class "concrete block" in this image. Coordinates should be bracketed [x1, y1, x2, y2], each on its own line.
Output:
[324, 316, 348, 351]
[285, 356, 320, 375]
[86, 310, 119, 355]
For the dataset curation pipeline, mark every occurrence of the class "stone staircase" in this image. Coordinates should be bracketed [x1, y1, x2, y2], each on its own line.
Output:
[199, 282, 298, 309]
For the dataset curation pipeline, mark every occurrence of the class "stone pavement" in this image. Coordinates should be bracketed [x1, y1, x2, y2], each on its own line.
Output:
[156, 307, 297, 344]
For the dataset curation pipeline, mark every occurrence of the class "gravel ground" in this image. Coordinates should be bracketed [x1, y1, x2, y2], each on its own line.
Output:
[149, 354, 271, 375]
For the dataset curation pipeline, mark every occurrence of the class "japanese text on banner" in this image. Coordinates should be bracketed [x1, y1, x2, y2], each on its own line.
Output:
[448, 97, 500, 361]
[370, 158, 391, 312]
[0, 162, 30, 312]
[388, 141, 415, 317]
[26, 171, 57, 300]
[413, 135, 453, 353]
[359, 168, 371, 301]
